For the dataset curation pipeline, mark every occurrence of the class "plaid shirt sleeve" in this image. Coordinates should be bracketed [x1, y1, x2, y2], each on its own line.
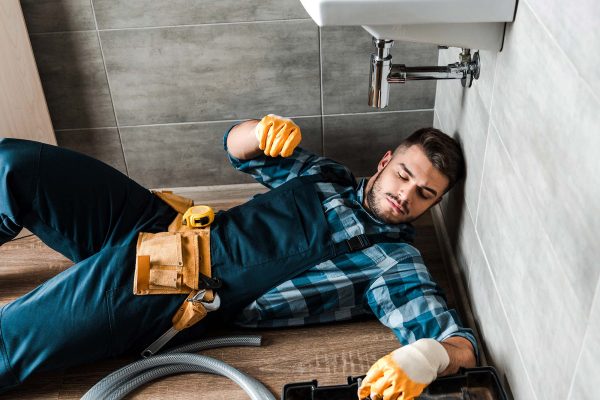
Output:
[223, 122, 354, 188]
[365, 244, 479, 359]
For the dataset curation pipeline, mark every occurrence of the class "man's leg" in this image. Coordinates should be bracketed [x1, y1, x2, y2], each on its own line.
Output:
[0, 138, 185, 389]
[0, 137, 163, 261]
[0, 235, 188, 390]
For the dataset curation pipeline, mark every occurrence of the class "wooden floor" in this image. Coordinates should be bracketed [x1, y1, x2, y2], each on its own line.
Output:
[0, 184, 458, 399]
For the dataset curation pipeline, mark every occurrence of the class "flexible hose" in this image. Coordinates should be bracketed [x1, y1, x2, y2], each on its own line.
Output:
[87, 335, 262, 397]
[104, 359, 273, 400]
[165, 335, 262, 354]
[82, 336, 270, 400]
[81, 335, 275, 400]
[107, 364, 273, 400]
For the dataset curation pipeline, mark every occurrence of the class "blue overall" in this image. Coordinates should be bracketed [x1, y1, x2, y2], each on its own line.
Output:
[0, 138, 401, 391]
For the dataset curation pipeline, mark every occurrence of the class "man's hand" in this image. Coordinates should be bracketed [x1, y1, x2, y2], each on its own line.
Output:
[357, 339, 449, 400]
[255, 114, 302, 157]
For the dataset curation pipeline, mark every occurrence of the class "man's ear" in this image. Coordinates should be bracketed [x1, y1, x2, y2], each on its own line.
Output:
[377, 151, 393, 173]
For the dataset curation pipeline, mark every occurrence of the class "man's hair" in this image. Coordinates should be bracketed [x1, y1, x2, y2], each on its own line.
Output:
[394, 127, 465, 192]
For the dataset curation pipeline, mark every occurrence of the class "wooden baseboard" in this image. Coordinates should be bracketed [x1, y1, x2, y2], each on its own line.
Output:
[430, 204, 487, 365]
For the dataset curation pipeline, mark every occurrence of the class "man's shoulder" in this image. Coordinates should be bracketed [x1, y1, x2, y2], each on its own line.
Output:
[372, 240, 423, 266]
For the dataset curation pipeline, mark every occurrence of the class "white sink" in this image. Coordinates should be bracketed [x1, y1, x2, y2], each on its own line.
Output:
[299, 0, 517, 50]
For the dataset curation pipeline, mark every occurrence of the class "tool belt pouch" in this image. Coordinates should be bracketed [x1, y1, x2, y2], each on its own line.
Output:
[134, 190, 213, 296]
[133, 188, 211, 295]
[133, 226, 211, 295]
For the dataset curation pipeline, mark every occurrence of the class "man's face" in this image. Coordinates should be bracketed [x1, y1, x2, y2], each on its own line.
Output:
[364, 145, 449, 224]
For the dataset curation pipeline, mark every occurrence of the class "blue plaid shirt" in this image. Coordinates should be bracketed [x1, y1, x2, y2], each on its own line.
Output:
[224, 125, 477, 354]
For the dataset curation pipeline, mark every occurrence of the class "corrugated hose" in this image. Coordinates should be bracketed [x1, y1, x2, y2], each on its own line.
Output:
[81, 335, 275, 400]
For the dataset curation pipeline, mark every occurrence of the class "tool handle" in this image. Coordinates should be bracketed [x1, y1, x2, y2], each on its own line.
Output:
[142, 326, 179, 358]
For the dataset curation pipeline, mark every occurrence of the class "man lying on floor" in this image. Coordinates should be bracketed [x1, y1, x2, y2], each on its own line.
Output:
[0, 114, 476, 400]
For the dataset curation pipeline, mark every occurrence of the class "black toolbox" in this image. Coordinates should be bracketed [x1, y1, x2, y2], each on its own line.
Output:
[282, 366, 508, 400]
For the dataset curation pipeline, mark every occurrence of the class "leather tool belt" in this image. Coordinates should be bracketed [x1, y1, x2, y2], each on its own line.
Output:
[134, 190, 215, 301]
[134, 190, 220, 356]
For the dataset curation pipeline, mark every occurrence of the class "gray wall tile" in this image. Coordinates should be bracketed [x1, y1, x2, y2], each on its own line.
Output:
[569, 280, 600, 400]
[100, 21, 321, 126]
[93, 0, 310, 29]
[525, 0, 600, 97]
[476, 126, 586, 400]
[121, 116, 322, 188]
[323, 111, 434, 177]
[20, 0, 96, 33]
[30, 32, 116, 130]
[321, 26, 437, 115]
[490, 3, 600, 306]
[55, 128, 127, 174]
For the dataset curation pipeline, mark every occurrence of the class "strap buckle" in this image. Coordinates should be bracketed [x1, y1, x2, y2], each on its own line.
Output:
[346, 234, 371, 252]
[198, 273, 222, 289]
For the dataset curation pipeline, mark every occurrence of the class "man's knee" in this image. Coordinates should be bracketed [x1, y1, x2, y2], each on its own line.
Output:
[0, 138, 41, 172]
[0, 138, 41, 232]
[0, 215, 22, 244]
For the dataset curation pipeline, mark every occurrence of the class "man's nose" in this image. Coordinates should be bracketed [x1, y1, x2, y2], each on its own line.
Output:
[398, 184, 417, 206]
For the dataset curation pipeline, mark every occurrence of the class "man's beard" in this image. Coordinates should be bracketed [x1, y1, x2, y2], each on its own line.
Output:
[366, 171, 415, 224]
[366, 172, 397, 224]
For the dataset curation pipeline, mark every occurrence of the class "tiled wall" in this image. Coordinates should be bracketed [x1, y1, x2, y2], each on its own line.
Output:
[21, 0, 438, 188]
[434, 1, 599, 399]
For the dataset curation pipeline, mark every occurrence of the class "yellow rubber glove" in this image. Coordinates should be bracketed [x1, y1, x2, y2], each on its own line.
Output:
[255, 114, 302, 157]
[358, 339, 449, 400]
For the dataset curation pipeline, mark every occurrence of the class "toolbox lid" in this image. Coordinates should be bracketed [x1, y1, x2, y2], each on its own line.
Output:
[281, 366, 508, 400]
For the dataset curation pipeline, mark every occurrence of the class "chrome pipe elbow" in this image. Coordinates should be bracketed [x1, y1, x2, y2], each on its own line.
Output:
[368, 38, 394, 108]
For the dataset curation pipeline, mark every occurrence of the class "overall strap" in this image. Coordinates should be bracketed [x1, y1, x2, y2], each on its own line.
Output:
[297, 170, 358, 189]
[333, 232, 412, 256]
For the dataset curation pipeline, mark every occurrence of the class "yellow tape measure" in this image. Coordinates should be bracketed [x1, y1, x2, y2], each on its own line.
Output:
[182, 205, 214, 228]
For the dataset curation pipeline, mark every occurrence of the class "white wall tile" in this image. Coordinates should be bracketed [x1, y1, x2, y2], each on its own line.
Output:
[435, 2, 599, 399]
[457, 209, 538, 400]
[490, 3, 600, 308]
[437, 48, 498, 112]
[476, 126, 586, 399]
[434, 53, 490, 220]
[568, 279, 600, 399]
[524, 0, 600, 98]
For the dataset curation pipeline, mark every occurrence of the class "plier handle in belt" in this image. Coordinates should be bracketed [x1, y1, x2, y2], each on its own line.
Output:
[142, 289, 220, 358]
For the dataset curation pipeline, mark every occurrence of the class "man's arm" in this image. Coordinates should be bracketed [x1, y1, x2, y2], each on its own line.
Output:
[440, 336, 477, 376]
[358, 337, 476, 400]
[359, 255, 479, 399]
[223, 115, 355, 189]
[226, 119, 261, 160]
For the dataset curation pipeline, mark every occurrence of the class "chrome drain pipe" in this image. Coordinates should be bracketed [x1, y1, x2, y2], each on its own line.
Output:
[369, 39, 480, 108]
